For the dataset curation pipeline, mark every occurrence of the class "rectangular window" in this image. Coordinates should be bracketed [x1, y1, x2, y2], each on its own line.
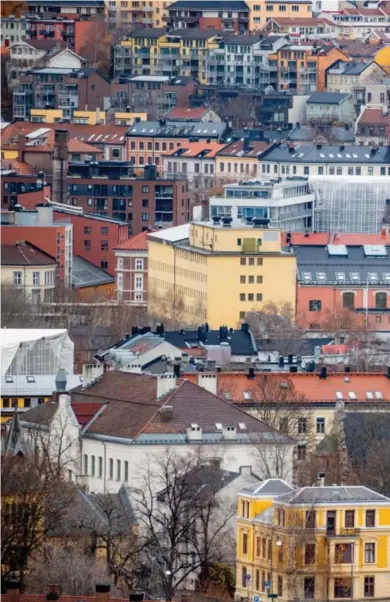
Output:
[91, 455, 95, 477]
[335, 543, 353, 563]
[334, 578, 351, 598]
[240, 293, 246, 301]
[124, 460, 129, 481]
[33, 272, 40, 286]
[13, 271, 22, 285]
[136, 259, 144, 271]
[298, 444, 307, 460]
[84, 226, 92, 234]
[256, 536, 261, 558]
[116, 459, 121, 481]
[366, 510, 375, 527]
[240, 275, 246, 284]
[101, 240, 108, 251]
[256, 294, 263, 302]
[257, 258, 263, 265]
[84, 240, 91, 251]
[109, 458, 114, 480]
[365, 542, 375, 563]
[304, 577, 315, 599]
[248, 293, 254, 302]
[255, 569, 260, 592]
[240, 258, 246, 265]
[249, 258, 254, 265]
[142, 213, 149, 221]
[101, 226, 108, 235]
[242, 532, 248, 555]
[305, 543, 316, 564]
[83, 454, 88, 475]
[345, 510, 355, 528]
[277, 576, 283, 597]
[316, 417, 325, 434]
[241, 566, 248, 588]
[298, 417, 307, 434]
[257, 275, 263, 283]
[98, 456, 103, 478]
[364, 577, 375, 597]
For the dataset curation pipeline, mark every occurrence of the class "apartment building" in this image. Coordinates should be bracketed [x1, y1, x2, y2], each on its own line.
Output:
[209, 177, 314, 231]
[25, 0, 106, 18]
[327, 60, 387, 94]
[67, 161, 190, 234]
[269, 44, 349, 94]
[215, 140, 269, 181]
[356, 107, 390, 146]
[148, 220, 296, 327]
[332, 6, 390, 39]
[163, 141, 226, 181]
[305, 92, 355, 125]
[126, 118, 227, 174]
[114, 230, 149, 304]
[246, 0, 312, 31]
[13, 66, 110, 120]
[167, 0, 250, 32]
[236, 483, 390, 601]
[262, 16, 337, 40]
[1, 17, 28, 45]
[106, 0, 173, 28]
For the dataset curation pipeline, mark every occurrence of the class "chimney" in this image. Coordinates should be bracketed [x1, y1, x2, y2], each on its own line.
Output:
[53, 129, 69, 204]
[96, 584, 110, 602]
[198, 373, 217, 395]
[58, 393, 71, 409]
[159, 405, 174, 421]
[82, 363, 104, 388]
[55, 367, 67, 392]
[157, 374, 177, 398]
[381, 226, 387, 238]
[5, 582, 20, 602]
[319, 366, 327, 379]
[18, 134, 26, 161]
[317, 472, 325, 487]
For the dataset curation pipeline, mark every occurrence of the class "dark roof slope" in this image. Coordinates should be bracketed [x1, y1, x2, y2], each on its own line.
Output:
[276, 485, 390, 505]
[21, 402, 58, 426]
[169, 0, 249, 10]
[163, 326, 257, 355]
[307, 92, 351, 104]
[1, 242, 57, 266]
[72, 256, 114, 289]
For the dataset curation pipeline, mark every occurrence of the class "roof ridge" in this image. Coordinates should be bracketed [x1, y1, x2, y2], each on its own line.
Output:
[72, 389, 161, 408]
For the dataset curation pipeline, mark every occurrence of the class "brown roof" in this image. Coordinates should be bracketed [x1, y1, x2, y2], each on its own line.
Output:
[22, 402, 58, 426]
[1, 242, 57, 266]
[114, 230, 150, 251]
[165, 106, 211, 120]
[68, 138, 102, 154]
[26, 39, 65, 51]
[217, 139, 269, 158]
[358, 107, 390, 127]
[164, 141, 227, 158]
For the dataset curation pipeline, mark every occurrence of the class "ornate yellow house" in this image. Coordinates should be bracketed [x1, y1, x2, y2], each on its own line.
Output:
[236, 482, 390, 601]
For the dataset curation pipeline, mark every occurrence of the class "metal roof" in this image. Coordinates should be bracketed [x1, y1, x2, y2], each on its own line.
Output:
[307, 92, 351, 105]
[72, 256, 114, 289]
[260, 143, 390, 164]
[148, 223, 190, 243]
[1, 374, 82, 396]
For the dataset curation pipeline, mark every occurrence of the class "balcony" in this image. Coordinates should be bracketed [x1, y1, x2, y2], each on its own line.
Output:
[326, 528, 360, 538]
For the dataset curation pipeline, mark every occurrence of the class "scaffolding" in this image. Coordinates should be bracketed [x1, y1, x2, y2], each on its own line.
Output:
[310, 176, 390, 233]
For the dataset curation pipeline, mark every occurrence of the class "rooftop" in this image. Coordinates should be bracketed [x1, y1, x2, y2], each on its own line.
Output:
[259, 143, 390, 164]
[114, 230, 150, 251]
[72, 256, 115, 289]
[239, 478, 294, 497]
[169, 0, 249, 10]
[275, 485, 390, 505]
[127, 120, 227, 139]
[1, 242, 56, 266]
[165, 141, 227, 159]
[358, 107, 390, 127]
[165, 106, 212, 120]
[307, 92, 352, 105]
[217, 139, 269, 158]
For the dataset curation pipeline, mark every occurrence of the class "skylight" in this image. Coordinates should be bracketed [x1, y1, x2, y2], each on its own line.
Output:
[328, 244, 348, 256]
[349, 392, 357, 399]
[364, 245, 387, 257]
[238, 422, 247, 430]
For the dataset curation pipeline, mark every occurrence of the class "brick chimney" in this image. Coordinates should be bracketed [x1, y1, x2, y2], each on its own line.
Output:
[96, 584, 110, 602]
[5, 581, 20, 602]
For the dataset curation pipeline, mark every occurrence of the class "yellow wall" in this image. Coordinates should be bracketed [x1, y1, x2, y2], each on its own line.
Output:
[375, 45, 390, 76]
[215, 155, 261, 179]
[148, 223, 296, 328]
[73, 111, 106, 125]
[30, 109, 63, 123]
[2, 150, 18, 159]
[246, 0, 312, 31]
[114, 112, 147, 125]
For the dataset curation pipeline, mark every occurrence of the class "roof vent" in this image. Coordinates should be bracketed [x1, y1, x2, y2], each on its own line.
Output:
[160, 405, 174, 422]
[222, 216, 232, 227]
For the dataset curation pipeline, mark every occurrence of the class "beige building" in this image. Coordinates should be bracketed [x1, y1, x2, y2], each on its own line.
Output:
[246, 0, 312, 31]
[107, 0, 173, 28]
[1, 241, 57, 304]
[148, 220, 296, 328]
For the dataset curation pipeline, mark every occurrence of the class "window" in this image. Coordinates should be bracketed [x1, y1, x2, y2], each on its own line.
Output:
[365, 542, 375, 563]
[343, 292, 355, 309]
[375, 292, 387, 309]
[24, 398, 31, 408]
[334, 578, 351, 598]
[84, 240, 91, 251]
[142, 213, 149, 221]
[240, 258, 246, 265]
[335, 543, 353, 563]
[242, 532, 248, 555]
[136, 259, 144, 270]
[142, 199, 149, 207]
[364, 577, 375, 597]
[91, 455, 95, 477]
[316, 417, 325, 434]
[240, 275, 246, 284]
[101, 226, 108, 235]
[366, 510, 375, 527]
[84, 226, 92, 234]
[98, 456, 103, 478]
[248, 275, 254, 284]
[256, 536, 261, 557]
[298, 444, 307, 460]
[109, 458, 114, 480]
[279, 417, 288, 434]
[255, 569, 260, 591]
[298, 417, 307, 434]
[306, 510, 316, 529]
[241, 500, 250, 518]
[101, 261, 108, 269]
[304, 577, 315, 599]
[248, 294, 254, 302]
[240, 293, 246, 301]
[249, 258, 254, 266]
[305, 543, 316, 565]
[142, 185, 149, 193]
[241, 567, 248, 588]
[256, 294, 263, 302]
[3, 398, 10, 408]
[345, 510, 355, 528]
[83, 454, 88, 475]
[124, 461, 129, 481]
[277, 576, 283, 597]
[116, 459, 121, 481]
[309, 300, 322, 312]
[257, 258, 263, 265]
[101, 240, 108, 251]
[13, 271, 22, 285]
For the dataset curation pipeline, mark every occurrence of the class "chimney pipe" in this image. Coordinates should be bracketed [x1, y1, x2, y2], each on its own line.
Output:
[96, 584, 110, 602]
[319, 366, 327, 379]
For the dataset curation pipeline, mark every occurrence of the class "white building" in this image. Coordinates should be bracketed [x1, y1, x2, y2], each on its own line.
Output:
[163, 141, 226, 182]
[209, 177, 314, 231]
[20, 370, 295, 493]
[0, 17, 28, 45]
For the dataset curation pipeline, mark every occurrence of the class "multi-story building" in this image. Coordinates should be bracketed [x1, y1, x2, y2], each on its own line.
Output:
[8, 39, 70, 84]
[327, 60, 387, 94]
[261, 16, 337, 40]
[67, 161, 190, 234]
[209, 177, 314, 231]
[269, 44, 349, 94]
[163, 141, 227, 182]
[106, 0, 174, 28]
[1, 203, 73, 286]
[356, 107, 390, 146]
[167, 0, 250, 32]
[13, 66, 111, 120]
[332, 5, 390, 39]
[236, 482, 390, 601]
[288, 231, 390, 331]
[305, 92, 355, 125]
[246, 0, 312, 32]
[25, 0, 106, 18]
[126, 118, 227, 174]
[1, 17, 28, 45]
[148, 220, 296, 327]
[1, 241, 57, 304]
[215, 140, 271, 181]
[114, 230, 149, 304]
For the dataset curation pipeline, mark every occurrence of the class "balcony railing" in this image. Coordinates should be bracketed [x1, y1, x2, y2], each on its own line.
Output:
[326, 528, 360, 537]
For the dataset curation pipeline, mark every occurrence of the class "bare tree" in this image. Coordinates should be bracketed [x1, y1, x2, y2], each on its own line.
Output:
[78, 17, 112, 77]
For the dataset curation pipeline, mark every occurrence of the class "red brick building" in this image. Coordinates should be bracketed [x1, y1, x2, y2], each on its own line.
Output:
[114, 230, 150, 304]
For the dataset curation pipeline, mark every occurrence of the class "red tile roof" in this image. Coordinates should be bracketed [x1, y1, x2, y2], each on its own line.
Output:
[358, 107, 390, 127]
[217, 139, 269, 158]
[164, 141, 227, 158]
[71, 402, 105, 425]
[165, 106, 211, 120]
[114, 230, 150, 251]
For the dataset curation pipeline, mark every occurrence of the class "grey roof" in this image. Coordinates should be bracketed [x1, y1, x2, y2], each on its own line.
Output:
[72, 256, 114, 289]
[240, 478, 294, 496]
[307, 92, 351, 105]
[288, 124, 355, 144]
[127, 27, 166, 39]
[169, 0, 249, 10]
[157, 465, 241, 502]
[259, 143, 390, 164]
[2, 411, 30, 456]
[170, 28, 227, 40]
[225, 34, 262, 45]
[329, 61, 370, 76]
[127, 120, 227, 139]
[295, 244, 390, 285]
[276, 485, 390, 505]
[254, 506, 273, 524]
[1, 374, 82, 397]
[21, 401, 57, 426]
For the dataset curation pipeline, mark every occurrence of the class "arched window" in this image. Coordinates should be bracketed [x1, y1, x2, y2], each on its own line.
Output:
[343, 292, 355, 309]
[375, 292, 387, 309]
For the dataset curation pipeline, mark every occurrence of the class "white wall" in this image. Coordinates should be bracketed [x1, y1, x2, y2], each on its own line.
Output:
[48, 51, 83, 70]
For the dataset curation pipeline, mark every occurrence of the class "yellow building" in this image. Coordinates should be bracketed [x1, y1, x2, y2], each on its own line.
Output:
[114, 111, 147, 125]
[247, 0, 312, 31]
[236, 483, 390, 601]
[148, 221, 296, 328]
[72, 110, 106, 125]
[375, 45, 390, 77]
[106, 0, 173, 28]
[30, 109, 63, 123]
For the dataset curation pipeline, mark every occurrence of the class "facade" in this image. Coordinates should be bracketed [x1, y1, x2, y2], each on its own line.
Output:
[1, 241, 57, 304]
[262, 16, 337, 40]
[114, 230, 149, 305]
[163, 141, 226, 182]
[106, 0, 174, 28]
[13, 67, 110, 120]
[147, 221, 296, 327]
[167, 0, 250, 32]
[67, 161, 191, 234]
[8, 39, 66, 83]
[305, 92, 355, 125]
[215, 140, 269, 181]
[356, 107, 390, 146]
[209, 177, 314, 231]
[332, 6, 390, 39]
[327, 61, 387, 94]
[247, 0, 312, 31]
[236, 483, 390, 601]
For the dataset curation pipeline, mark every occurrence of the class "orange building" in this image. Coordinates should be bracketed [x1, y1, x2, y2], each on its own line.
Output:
[268, 44, 350, 93]
[287, 232, 390, 331]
